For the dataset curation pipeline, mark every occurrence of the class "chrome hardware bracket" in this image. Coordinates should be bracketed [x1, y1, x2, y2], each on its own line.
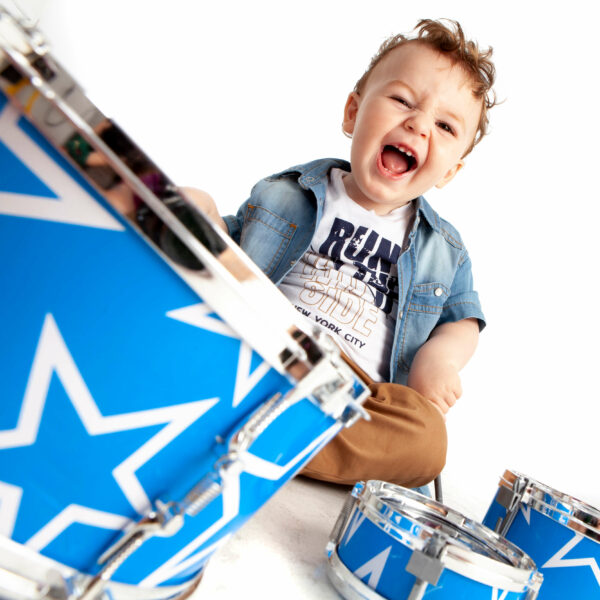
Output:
[405, 537, 445, 600]
[326, 494, 359, 559]
[76, 502, 185, 600]
[495, 476, 529, 537]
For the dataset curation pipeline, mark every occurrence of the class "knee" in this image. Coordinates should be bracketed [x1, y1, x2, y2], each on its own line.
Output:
[411, 408, 447, 486]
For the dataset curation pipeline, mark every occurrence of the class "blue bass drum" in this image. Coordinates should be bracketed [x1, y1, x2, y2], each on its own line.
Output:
[0, 7, 369, 600]
[483, 470, 600, 600]
[327, 480, 543, 600]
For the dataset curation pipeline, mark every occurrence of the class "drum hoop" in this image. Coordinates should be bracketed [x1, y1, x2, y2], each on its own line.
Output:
[355, 481, 538, 591]
[500, 470, 600, 543]
[327, 548, 385, 600]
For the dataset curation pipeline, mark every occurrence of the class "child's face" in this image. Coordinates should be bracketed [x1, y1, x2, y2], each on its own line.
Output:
[342, 42, 482, 214]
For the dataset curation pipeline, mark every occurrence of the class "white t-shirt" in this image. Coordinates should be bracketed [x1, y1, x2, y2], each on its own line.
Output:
[279, 168, 414, 381]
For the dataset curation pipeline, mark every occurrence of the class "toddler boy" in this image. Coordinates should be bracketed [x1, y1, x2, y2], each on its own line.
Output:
[186, 19, 496, 487]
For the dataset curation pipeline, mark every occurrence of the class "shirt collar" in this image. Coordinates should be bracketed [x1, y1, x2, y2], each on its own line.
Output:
[413, 195, 440, 233]
[280, 158, 441, 232]
[295, 158, 350, 189]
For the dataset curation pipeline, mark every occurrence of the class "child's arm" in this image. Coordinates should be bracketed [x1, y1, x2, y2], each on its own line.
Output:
[407, 318, 479, 416]
[180, 187, 228, 233]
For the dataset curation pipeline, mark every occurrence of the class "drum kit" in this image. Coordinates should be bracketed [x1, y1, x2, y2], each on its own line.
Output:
[327, 475, 599, 599]
[0, 4, 598, 600]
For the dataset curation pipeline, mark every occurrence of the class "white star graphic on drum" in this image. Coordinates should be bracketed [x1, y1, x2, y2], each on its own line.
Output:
[353, 546, 392, 589]
[166, 302, 238, 338]
[140, 422, 339, 586]
[542, 532, 600, 587]
[0, 313, 218, 548]
[343, 508, 367, 546]
[0, 100, 123, 230]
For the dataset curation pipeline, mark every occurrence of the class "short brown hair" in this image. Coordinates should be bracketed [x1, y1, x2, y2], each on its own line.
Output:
[354, 19, 497, 156]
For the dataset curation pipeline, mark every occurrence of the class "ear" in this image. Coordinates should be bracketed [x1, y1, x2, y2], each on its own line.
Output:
[342, 92, 360, 136]
[435, 160, 465, 189]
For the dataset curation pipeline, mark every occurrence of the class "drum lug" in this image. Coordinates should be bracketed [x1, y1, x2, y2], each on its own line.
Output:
[497, 484, 521, 510]
[300, 332, 370, 425]
[40, 586, 69, 600]
[524, 571, 543, 600]
[405, 537, 445, 600]
[316, 377, 370, 427]
[351, 480, 365, 498]
[244, 333, 370, 428]
[71, 501, 186, 600]
[0, 5, 49, 57]
[406, 550, 444, 585]
[326, 493, 359, 557]
[495, 475, 530, 537]
[97, 501, 184, 567]
[0, 567, 71, 600]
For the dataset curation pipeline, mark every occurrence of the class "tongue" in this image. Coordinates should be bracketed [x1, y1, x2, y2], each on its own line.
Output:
[381, 146, 409, 174]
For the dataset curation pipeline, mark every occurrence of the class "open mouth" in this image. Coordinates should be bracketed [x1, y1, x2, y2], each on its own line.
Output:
[379, 144, 418, 177]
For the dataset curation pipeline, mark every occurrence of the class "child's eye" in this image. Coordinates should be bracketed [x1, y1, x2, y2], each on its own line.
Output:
[437, 121, 455, 135]
[392, 96, 411, 108]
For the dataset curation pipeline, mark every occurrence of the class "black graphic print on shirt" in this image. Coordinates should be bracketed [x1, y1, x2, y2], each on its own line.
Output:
[317, 217, 400, 315]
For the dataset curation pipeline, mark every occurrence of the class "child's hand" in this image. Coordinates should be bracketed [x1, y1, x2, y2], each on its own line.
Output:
[407, 360, 462, 417]
[406, 319, 479, 417]
[180, 187, 227, 233]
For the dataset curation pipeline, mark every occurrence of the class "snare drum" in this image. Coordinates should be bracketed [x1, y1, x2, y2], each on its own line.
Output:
[483, 470, 600, 599]
[0, 7, 369, 600]
[327, 480, 542, 600]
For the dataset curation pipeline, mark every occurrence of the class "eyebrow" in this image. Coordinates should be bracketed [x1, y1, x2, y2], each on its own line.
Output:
[387, 79, 466, 129]
[445, 110, 465, 129]
[388, 79, 417, 97]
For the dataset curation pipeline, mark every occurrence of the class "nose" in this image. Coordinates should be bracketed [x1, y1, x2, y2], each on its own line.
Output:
[404, 112, 429, 139]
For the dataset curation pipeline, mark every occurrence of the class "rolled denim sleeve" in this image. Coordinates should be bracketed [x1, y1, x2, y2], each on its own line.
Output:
[438, 253, 486, 331]
[223, 205, 246, 244]
[223, 179, 267, 244]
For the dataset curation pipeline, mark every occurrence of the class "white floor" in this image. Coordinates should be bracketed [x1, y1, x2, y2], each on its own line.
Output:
[196, 476, 475, 599]
[198, 477, 349, 599]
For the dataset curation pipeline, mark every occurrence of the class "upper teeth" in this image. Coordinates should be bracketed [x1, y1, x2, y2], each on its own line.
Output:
[401, 148, 413, 157]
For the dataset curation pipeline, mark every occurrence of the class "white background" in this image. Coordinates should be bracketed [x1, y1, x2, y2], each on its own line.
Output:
[14, 0, 599, 518]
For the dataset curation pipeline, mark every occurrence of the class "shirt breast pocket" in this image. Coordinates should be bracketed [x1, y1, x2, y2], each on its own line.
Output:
[240, 204, 297, 277]
[408, 282, 450, 319]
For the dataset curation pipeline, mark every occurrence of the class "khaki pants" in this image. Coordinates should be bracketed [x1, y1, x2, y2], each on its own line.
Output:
[301, 359, 447, 488]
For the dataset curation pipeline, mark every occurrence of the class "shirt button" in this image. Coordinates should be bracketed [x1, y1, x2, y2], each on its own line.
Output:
[434, 287, 443, 297]
[399, 311, 404, 319]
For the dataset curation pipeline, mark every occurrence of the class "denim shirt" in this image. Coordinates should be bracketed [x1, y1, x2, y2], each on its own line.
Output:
[224, 158, 485, 385]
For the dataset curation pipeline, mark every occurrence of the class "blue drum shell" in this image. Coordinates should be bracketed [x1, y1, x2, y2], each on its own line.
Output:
[0, 87, 345, 589]
[484, 473, 600, 600]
